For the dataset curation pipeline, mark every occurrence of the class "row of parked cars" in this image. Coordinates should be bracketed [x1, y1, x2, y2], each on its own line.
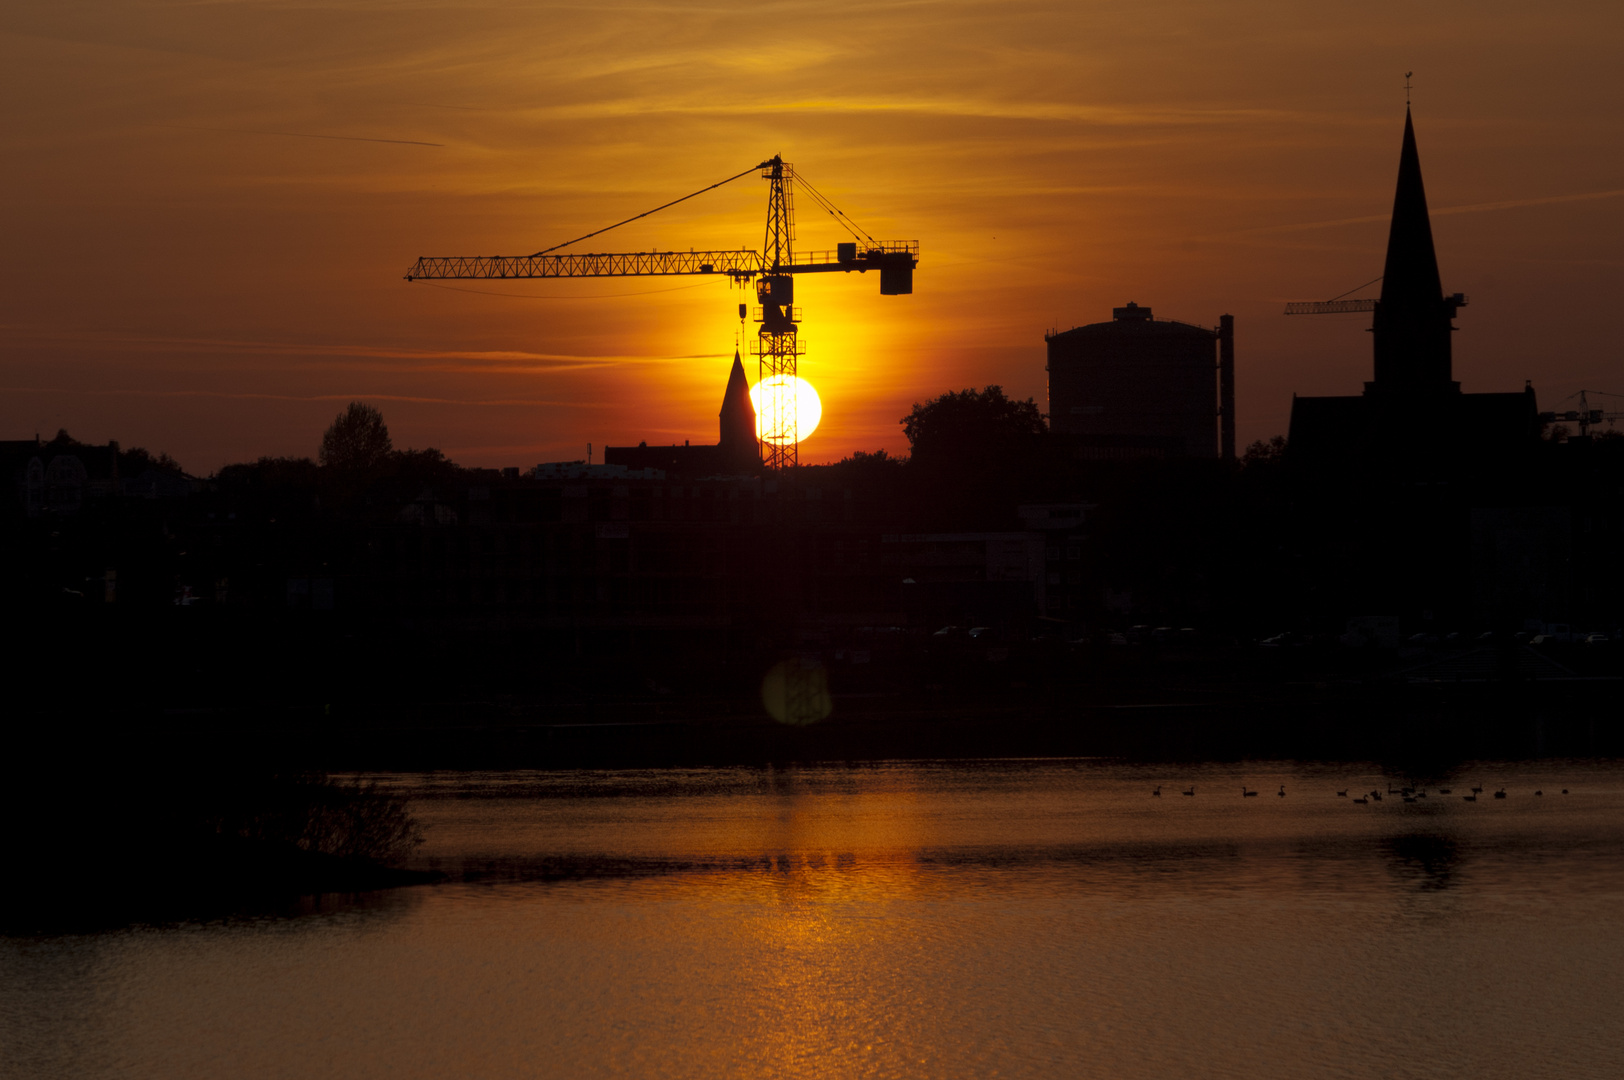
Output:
[1258, 628, 1620, 649]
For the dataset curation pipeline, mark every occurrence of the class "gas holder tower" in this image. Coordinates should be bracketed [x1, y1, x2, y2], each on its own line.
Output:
[404, 156, 919, 470]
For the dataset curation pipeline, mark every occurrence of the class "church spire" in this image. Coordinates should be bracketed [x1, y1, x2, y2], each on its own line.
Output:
[1370, 108, 1459, 396]
[718, 348, 759, 469]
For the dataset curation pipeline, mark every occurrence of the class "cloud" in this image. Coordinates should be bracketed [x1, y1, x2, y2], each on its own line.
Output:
[0, 386, 617, 408]
[157, 124, 443, 148]
[1, 326, 715, 369]
[1219, 189, 1624, 239]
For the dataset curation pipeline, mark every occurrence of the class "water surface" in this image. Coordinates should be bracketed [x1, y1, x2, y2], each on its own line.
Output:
[5, 760, 1623, 1079]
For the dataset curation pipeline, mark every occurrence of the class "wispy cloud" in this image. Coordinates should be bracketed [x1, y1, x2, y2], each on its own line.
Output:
[1, 326, 718, 369]
[0, 386, 616, 408]
[1217, 189, 1624, 239]
[157, 124, 443, 148]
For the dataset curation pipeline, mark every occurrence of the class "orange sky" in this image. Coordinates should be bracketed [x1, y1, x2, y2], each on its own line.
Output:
[3, 1, 1622, 471]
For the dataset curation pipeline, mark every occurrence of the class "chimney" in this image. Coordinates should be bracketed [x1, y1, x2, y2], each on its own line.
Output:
[1218, 316, 1235, 462]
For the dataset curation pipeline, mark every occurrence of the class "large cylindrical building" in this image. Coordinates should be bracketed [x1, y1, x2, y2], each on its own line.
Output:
[1045, 302, 1230, 459]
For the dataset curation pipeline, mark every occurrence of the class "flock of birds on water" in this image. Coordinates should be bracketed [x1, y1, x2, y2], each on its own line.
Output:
[1149, 784, 1571, 803]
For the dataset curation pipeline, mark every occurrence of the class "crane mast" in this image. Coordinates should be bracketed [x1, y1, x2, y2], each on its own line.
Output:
[405, 155, 917, 471]
[756, 157, 801, 469]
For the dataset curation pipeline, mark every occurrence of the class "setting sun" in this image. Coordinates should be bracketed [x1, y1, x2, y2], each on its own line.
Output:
[750, 375, 822, 445]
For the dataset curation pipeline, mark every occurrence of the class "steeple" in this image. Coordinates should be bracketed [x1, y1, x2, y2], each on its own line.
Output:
[1369, 108, 1461, 397]
[718, 349, 759, 468]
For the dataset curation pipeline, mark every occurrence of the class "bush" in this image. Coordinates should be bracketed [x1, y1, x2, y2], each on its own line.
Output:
[213, 773, 424, 867]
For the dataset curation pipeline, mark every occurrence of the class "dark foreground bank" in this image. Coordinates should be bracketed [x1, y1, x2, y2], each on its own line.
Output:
[0, 760, 437, 933]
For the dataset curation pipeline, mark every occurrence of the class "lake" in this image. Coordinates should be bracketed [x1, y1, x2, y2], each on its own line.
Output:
[5, 759, 1623, 1079]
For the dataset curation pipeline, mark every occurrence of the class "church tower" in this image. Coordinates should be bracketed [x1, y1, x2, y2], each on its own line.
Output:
[1367, 108, 1465, 399]
[1286, 104, 1537, 476]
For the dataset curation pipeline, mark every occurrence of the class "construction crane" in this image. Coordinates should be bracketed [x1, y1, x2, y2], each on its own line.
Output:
[1539, 389, 1624, 437]
[1283, 272, 1469, 317]
[1285, 294, 1469, 316]
[404, 155, 918, 470]
[1284, 298, 1379, 316]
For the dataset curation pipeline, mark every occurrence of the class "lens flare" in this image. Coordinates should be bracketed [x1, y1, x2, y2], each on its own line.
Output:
[749, 375, 822, 444]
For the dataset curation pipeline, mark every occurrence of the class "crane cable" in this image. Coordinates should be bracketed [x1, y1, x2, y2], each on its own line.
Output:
[794, 170, 881, 247]
[530, 162, 769, 258]
[1328, 275, 1383, 302]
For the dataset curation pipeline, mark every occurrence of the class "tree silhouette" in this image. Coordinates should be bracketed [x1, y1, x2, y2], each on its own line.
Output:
[902, 386, 1045, 472]
[1241, 434, 1287, 467]
[319, 402, 393, 470]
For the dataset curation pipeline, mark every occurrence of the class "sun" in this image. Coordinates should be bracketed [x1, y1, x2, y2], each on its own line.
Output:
[750, 375, 822, 444]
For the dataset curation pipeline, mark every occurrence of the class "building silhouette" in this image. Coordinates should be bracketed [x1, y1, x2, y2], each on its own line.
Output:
[605, 350, 761, 476]
[1046, 303, 1235, 460]
[1287, 109, 1540, 473]
[1, 434, 190, 516]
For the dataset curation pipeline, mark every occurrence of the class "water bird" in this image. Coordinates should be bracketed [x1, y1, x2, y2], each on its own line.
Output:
[1439, 788, 1452, 795]
[1183, 786, 1195, 797]
[1535, 790, 1543, 796]
[1402, 796, 1417, 804]
[1353, 796, 1369, 804]
[1242, 786, 1258, 797]
[1336, 789, 1348, 797]
[1464, 794, 1477, 802]
[1152, 786, 1162, 797]
[1472, 784, 1484, 794]
[1494, 788, 1507, 799]
[1277, 785, 1286, 798]
[1371, 791, 1383, 802]
[1563, 789, 1570, 795]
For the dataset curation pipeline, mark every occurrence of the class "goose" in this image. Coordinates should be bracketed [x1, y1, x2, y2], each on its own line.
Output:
[1535, 790, 1543, 796]
[1493, 788, 1507, 799]
[1152, 785, 1162, 797]
[1471, 784, 1484, 794]
[1242, 786, 1258, 797]
[1182, 786, 1195, 797]
[1439, 788, 1452, 795]
[1463, 793, 1477, 802]
[1353, 796, 1369, 805]
[1562, 789, 1570, 795]
[1277, 785, 1286, 798]
[1336, 789, 1348, 797]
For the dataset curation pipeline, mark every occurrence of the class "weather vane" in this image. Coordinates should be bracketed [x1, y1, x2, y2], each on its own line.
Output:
[1405, 71, 1413, 106]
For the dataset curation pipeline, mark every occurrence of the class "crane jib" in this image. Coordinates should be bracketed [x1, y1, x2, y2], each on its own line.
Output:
[404, 243, 917, 291]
